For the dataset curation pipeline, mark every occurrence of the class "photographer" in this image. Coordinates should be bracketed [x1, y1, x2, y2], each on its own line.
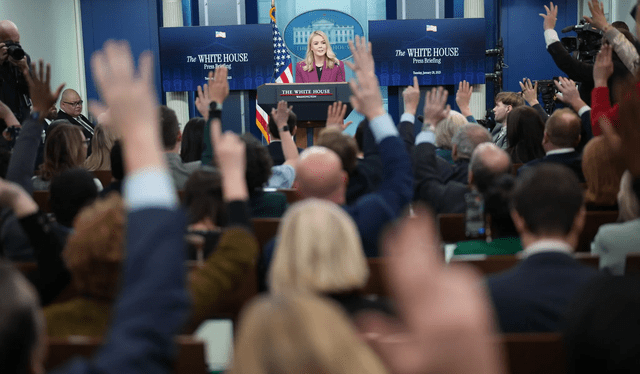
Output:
[0, 20, 31, 144]
[540, 3, 632, 106]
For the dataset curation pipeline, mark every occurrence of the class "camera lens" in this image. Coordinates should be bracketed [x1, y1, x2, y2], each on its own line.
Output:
[7, 45, 25, 60]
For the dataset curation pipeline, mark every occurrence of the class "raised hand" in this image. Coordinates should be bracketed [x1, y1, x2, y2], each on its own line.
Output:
[195, 82, 212, 120]
[27, 59, 65, 118]
[584, 0, 609, 31]
[554, 77, 585, 111]
[519, 78, 539, 106]
[600, 84, 640, 177]
[593, 44, 614, 87]
[539, 2, 558, 31]
[214, 131, 248, 201]
[346, 35, 385, 120]
[90, 40, 162, 173]
[272, 100, 293, 127]
[402, 76, 421, 116]
[325, 101, 353, 130]
[455, 80, 473, 117]
[423, 86, 450, 130]
[357, 207, 505, 374]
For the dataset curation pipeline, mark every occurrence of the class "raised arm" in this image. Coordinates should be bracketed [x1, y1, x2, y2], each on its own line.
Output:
[399, 76, 420, 152]
[541, 2, 595, 83]
[456, 80, 474, 119]
[54, 40, 188, 374]
[584, 0, 640, 74]
[591, 44, 616, 136]
[272, 100, 299, 167]
[197, 67, 229, 166]
[555, 76, 592, 149]
[5, 60, 64, 193]
[344, 36, 413, 254]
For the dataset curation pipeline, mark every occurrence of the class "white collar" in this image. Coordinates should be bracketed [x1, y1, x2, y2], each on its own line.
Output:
[545, 148, 575, 156]
[520, 239, 573, 259]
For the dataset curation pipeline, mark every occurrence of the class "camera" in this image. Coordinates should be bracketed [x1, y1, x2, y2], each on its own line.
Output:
[560, 21, 603, 63]
[536, 79, 559, 114]
[2, 40, 25, 61]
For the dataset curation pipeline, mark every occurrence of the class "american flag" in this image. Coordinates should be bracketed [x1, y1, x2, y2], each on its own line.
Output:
[256, 1, 293, 143]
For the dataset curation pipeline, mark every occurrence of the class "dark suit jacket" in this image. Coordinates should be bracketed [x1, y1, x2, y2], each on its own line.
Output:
[56, 110, 95, 140]
[521, 151, 584, 182]
[346, 120, 382, 205]
[413, 142, 468, 214]
[295, 60, 346, 83]
[487, 251, 600, 333]
[547, 41, 630, 106]
[267, 141, 303, 166]
[398, 120, 467, 187]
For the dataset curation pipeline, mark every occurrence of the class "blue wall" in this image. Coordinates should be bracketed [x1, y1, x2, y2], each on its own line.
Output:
[80, 0, 162, 104]
[499, 0, 578, 93]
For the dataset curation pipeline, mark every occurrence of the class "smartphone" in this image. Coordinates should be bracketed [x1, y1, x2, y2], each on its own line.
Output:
[465, 191, 485, 238]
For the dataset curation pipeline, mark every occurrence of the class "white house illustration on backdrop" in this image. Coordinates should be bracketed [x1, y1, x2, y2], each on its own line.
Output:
[293, 19, 355, 45]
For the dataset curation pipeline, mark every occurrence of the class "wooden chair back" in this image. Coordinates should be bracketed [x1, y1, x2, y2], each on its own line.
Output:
[45, 335, 207, 374]
[252, 218, 280, 251]
[92, 170, 113, 187]
[278, 188, 302, 205]
[32, 191, 50, 213]
[450, 253, 599, 276]
[439, 211, 619, 252]
[576, 211, 619, 252]
[502, 333, 566, 374]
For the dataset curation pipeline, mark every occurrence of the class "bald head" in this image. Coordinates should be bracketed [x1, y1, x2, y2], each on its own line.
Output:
[0, 20, 19, 43]
[543, 108, 581, 151]
[452, 123, 492, 159]
[469, 143, 512, 192]
[295, 146, 347, 205]
[60, 89, 83, 117]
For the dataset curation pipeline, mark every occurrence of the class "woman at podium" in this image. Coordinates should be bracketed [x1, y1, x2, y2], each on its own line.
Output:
[295, 30, 346, 83]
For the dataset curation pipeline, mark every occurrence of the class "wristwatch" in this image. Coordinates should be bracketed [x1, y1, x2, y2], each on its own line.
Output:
[209, 102, 223, 120]
[279, 125, 289, 132]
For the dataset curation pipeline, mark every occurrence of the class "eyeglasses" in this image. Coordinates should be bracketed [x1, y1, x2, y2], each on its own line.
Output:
[63, 100, 83, 107]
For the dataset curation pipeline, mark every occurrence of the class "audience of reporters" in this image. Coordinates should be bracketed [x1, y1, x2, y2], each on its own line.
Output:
[160, 105, 201, 189]
[83, 124, 116, 171]
[505, 106, 546, 164]
[491, 91, 525, 148]
[486, 163, 601, 333]
[33, 123, 91, 191]
[582, 136, 625, 208]
[521, 108, 585, 181]
[180, 117, 205, 163]
[3, 4, 640, 371]
[266, 107, 302, 166]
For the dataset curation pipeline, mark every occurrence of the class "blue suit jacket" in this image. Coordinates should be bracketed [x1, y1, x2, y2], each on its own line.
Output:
[520, 151, 585, 182]
[295, 60, 345, 83]
[487, 251, 600, 333]
[53, 208, 190, 374]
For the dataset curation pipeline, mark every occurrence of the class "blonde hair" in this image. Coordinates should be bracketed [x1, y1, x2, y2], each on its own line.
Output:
[63, 193, 126, 300]
[84, 124, 117, 171]
[230, 293, 388, 374]
[583, 136, 625, 206]
[618, 170, 640, 222]
[303, 30, 339, 72]
[435, 110, 468, 149]
[269, 199, 369, 294]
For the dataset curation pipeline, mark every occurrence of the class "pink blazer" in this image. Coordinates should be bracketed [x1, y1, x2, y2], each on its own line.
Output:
[295, 60, 346, 83]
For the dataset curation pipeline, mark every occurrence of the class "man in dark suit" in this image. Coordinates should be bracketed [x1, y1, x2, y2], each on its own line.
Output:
[541, 2, 632, 106]
[414, 141, 511, 214]
[521, 108, 585, 181]
[487, 163, 600, 333]
[266, 108, 303, 166]
[56, 88, 94, 141]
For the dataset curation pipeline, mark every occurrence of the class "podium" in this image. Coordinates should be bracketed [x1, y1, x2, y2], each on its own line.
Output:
[257, 83, 353, 148]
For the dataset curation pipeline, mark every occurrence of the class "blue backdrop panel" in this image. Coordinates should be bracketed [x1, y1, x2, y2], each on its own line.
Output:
[500, 0, 578, 92]
[159, 24, 274, 91]
[369, 18, 486, 87]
